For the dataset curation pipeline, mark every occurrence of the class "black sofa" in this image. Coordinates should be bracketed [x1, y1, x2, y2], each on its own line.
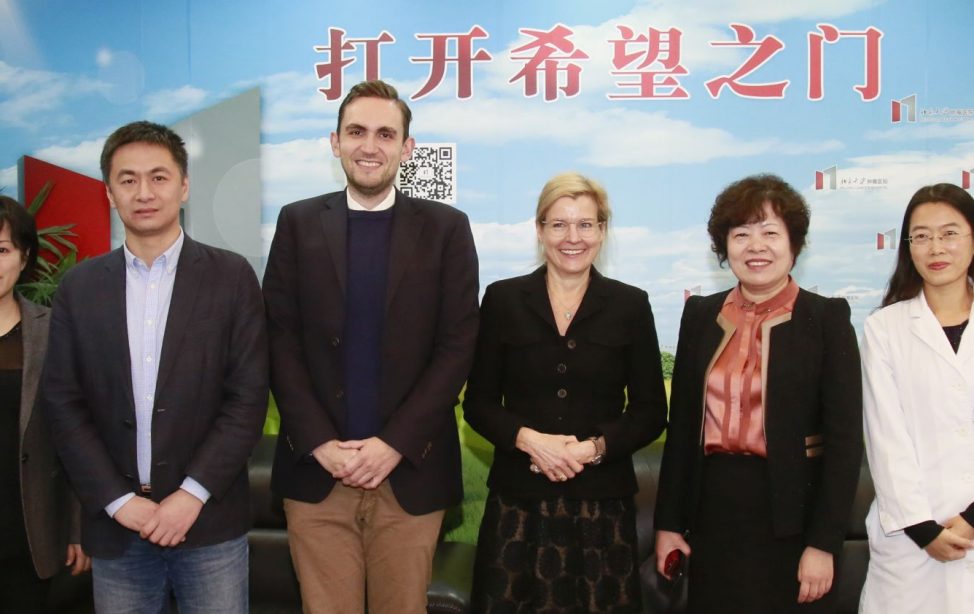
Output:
[50, 435, 875, 612]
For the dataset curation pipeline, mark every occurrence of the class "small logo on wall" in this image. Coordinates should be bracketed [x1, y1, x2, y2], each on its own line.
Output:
[876, 228, 896, 250]
[815, 166, 837, 190]
[890, 93, 974, 124]
[891, 94, 917, 123]
[963, 169, 973, 190]
[813, 164, 887, 190]
[684, 285, 701, 302]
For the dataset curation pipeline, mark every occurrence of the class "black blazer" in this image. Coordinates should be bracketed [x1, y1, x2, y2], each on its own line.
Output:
[263, 189, 479, 515]
[41, 236, 269, 558]
[654, 288, 863, 555]
[17, 295, 80, 578]
[463, 267, 667, 500]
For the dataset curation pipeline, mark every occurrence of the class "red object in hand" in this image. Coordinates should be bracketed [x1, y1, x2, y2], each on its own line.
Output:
[663, 549, 686, 580]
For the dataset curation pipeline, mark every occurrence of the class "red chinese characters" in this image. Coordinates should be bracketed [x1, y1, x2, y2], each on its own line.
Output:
[314, 28, 395, 100]
[410, 26, 493, 100]
[705, 24, 789, 99]
[508, 24, 590, 101]
[808, 24, 882, 101]
[609, 25, 689, 100]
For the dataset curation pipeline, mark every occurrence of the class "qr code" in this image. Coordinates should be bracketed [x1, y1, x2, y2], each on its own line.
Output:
[398, 143, 456, 204]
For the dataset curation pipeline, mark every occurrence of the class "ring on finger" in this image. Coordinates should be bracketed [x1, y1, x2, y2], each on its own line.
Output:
[529, 464, 541, 474]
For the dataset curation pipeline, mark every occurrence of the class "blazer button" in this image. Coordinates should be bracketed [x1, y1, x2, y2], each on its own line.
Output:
[123, 473, 134, 479]
[20, 453, 28, 463]
[155, 407, 167, 414]
[556, 388, 568, 399]
[155, 460, 169, 467]
[556, 363, 567, 374]
[331, 337, 341, 347]
[566, 339, 577, 350]
[336, 389, 345, 399]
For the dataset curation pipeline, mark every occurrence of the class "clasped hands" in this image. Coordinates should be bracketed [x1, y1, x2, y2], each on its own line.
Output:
[924, 514, 974, 562]
[516, 427, 594, 483]
[114, 489, 204, 547]
[312, 437, 402, 490]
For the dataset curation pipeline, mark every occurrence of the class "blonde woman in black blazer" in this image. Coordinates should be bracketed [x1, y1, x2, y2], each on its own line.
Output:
[464, 173, 667, 613]
[653, 175, 862, 613]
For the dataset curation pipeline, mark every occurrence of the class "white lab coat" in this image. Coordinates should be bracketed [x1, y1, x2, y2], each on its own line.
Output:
[860, 292, 974, 613]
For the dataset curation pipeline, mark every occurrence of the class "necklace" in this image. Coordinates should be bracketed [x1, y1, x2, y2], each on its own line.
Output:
[547, 277, 587, 321]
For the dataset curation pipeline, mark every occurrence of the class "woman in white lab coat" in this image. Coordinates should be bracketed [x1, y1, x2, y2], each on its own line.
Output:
[861, 183, 974, 613]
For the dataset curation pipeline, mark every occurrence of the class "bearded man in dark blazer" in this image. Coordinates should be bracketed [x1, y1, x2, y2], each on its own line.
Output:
[41, 121, 268, 613]
[263, 80, 479, 614]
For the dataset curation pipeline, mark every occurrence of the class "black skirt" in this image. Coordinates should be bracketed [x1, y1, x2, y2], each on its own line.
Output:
[471, 492, 642, 614]
[687, 454, 837, 614]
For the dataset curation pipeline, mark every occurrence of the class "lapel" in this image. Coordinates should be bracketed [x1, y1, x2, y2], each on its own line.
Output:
[17, 295, 47, 440]
[567, 267, 609, 331]
[908, 292, 969, 379]
[385, 191, 425, 311]
[103, 248, 136, 414]
[522, 266, 557, 333]
[156, 236, 205, 396]
[320, 192, 348, 297]
[696, 290, 733, 375]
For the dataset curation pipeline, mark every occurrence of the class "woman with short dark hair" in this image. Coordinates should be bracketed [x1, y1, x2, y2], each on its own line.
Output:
[0, 195, 89, 610]
[654, 174, 863, 613]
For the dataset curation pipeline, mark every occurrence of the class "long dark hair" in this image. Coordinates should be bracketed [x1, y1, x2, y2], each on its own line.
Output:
[882, 183, 974, 307]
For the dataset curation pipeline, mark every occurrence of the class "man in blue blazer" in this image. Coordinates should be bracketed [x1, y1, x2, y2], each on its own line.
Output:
[263, 80, 479, 613]
[41, 121, 269, 612]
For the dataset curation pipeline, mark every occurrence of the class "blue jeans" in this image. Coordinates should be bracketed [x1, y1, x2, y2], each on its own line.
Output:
[92, 534, 248, 613]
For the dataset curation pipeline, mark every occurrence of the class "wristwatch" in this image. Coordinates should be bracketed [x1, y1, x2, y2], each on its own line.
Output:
[587, 436, 605, 465]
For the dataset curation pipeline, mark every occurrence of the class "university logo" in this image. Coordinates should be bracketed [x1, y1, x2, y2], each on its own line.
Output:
[876, 228, 896, 250]
[963, 168, 973, 190]
[891, 94, 917, 123]
[815, 165, 837, 190]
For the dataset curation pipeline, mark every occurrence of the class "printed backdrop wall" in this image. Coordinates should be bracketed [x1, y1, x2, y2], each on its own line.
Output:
[4, 0, 974, 541]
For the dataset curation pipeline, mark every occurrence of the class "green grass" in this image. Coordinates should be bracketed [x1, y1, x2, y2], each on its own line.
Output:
[262, 381, 672, 545]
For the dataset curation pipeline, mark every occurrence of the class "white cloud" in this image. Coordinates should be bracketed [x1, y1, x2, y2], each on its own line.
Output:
[29, 138, 105, 180]
[413, 97, 842, 167]
[866, 120, 974, 143]
[260, 137, 344, 210]
[0, 165, 17, 196]
[0, 61, 107, 128]
[145, 85, 209, 120]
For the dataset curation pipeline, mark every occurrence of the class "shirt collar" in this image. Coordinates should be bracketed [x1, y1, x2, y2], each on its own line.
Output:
[346, 187, 396, 212]
[724, 276, 800, 313]
[123, 229, 184, 274]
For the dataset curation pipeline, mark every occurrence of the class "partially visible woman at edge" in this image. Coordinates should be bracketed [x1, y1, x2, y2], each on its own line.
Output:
[0, 195, 89, 611]
[860, 183, 974, 613]
[464, 172, 668, 613]
[654, 174, 863, 613]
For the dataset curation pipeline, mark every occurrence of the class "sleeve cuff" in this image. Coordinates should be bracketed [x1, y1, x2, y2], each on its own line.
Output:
[180, 478, 212, 504]
[904, 520, 943, 549]
[105, 493, 136, 518]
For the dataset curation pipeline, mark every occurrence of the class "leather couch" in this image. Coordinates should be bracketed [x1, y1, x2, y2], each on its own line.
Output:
[49, 435, 875, 612]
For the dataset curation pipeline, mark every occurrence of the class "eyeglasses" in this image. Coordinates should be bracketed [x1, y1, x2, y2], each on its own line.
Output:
[540, 219, 604, 239]
[905, 230, 972, 247]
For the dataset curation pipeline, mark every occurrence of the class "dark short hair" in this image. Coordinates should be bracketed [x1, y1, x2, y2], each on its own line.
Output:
[100, 121, 188, 182]
[336, 80, 412, 140]
[882, 183, 974, 307]
[707, 174, 810, 266]
[0, 196, 39, 283]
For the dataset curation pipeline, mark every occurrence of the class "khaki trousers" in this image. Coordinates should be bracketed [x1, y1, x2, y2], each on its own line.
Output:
[284, 481, 444, 614]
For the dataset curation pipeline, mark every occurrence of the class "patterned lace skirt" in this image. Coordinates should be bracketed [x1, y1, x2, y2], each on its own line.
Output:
[470, 492, 641, 614]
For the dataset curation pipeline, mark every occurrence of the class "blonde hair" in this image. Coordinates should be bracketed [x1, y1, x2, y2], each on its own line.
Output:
[535, 172, 611, 265]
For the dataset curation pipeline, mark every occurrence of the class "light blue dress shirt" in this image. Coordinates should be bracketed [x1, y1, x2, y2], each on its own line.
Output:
[105, 230, 211, 517]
